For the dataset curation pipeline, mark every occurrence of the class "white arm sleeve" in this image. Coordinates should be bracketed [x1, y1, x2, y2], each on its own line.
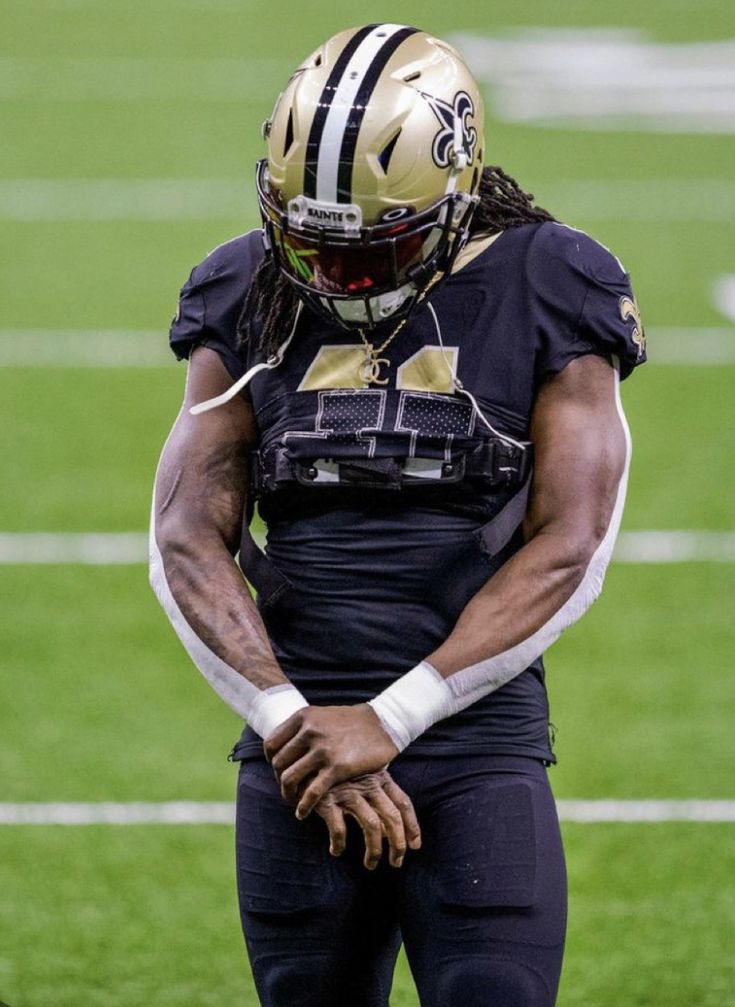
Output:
[149, 499, 308, 740]
[369, 370, 631, 752]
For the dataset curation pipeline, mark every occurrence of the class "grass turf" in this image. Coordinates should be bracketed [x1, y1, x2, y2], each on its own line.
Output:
[0, 825, 733, 1006]
[2, 0, 734, 1003]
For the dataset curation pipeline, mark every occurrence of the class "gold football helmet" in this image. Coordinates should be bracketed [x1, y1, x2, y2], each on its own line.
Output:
[256, 24, 485, 328]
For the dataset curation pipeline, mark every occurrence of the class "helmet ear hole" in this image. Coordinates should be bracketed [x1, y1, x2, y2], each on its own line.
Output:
[284, 108, 295, 156]
[378, 130, 401, 173]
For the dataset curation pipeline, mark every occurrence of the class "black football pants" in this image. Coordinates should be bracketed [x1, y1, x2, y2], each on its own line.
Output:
[235, 753, 567, 1007]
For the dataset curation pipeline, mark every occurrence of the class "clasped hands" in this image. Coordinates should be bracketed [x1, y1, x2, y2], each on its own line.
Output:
[263, 703, 421, 870]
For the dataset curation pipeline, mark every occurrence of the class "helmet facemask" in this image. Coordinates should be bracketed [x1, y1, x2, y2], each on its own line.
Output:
[257, 159, 477, 327]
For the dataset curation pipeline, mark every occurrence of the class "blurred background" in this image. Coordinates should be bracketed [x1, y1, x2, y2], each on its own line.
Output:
[1, 1, 734, 1004]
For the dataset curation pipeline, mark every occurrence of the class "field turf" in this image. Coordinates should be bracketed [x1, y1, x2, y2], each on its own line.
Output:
[1, 0, 734, 1004]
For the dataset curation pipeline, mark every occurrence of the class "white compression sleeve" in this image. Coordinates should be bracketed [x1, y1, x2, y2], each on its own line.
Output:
[369, 370, 632, 752]
[149, 499, 308, 739]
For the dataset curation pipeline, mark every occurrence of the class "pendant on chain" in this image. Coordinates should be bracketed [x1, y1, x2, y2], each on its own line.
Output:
[359, 352, 390, 386]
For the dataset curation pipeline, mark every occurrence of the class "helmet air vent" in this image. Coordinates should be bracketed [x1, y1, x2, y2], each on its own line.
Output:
[378, 130, 401, 173]
[314, 53, 322, 67]
[403, 71, 421, 82]
[284, 108, 295, 156]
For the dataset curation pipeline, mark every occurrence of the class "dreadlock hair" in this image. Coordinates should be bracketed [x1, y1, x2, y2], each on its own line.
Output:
[238, 165, 556, 358]
[469, 164, 555, 235]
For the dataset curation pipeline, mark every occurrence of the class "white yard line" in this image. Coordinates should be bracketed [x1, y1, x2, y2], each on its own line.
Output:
[648, 327, 735, 364]
[0, 800, 733, 825]
[556, 801, 735, 823]
[0, 178, 734, 222]
[0, 330, 173, 367]
[1, 531, 735, 565]
[0, 533, 149, 565]
[0, 57, 290, 102]
[0, 802, 236, 825]
[540, 180, 735, 221]
[0, 179, 252, 221]
[613, 531, 735, 563]
[1, 327, 732, 367]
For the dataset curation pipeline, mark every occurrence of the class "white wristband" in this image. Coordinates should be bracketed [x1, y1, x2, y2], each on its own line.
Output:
[368, 661, 456, 752]
[247, 684, 309, 741]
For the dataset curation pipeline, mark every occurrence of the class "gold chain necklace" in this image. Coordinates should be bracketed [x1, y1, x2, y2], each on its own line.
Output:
[357, 317, 408, 386]
[357, 273, 443, 386]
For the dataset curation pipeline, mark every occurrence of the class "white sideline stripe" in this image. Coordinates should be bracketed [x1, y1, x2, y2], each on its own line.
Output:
[1, 801, 734, 825]
[1, 178, 734, 222]
[1, 327, 733, 367]
[1, 531, 735, 565]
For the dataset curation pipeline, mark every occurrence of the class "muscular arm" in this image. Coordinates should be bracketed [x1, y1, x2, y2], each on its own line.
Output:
[426, 352, 628, 677]
[267, 354, 630, 814]
[150, 347, 307, 736]
[151, 347, 421, 864]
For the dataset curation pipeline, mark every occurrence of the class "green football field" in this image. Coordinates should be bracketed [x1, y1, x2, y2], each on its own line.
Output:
[2, 0, 734, 1004]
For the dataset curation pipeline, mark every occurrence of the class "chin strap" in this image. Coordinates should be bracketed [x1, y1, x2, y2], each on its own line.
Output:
[189, 301, 303, 416]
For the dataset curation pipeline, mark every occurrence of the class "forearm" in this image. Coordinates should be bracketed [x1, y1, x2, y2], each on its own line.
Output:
[368, 517, 622, 750]
[428, 516, 612, 676]
[150, 513, 308, 737]
[156, 530, 284, 685]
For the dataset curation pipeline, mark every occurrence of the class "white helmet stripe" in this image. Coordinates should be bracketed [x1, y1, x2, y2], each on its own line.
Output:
[316, 24, 410, 204]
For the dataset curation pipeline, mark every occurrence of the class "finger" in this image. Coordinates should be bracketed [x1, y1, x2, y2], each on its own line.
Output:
[270, 733, 311, 777]
[364, 788, 407, 868]
[280, 752, 322, 804]
[295, 768, 336, 820]
[263, 712, 304, 762]
[316, 802, 348, 857]
[344, 795, 383, 870]
[382, 778, 422, 850]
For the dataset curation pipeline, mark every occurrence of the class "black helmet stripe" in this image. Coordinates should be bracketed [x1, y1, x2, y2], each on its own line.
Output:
[336, 26, 418, 203]
[303, 23, 379, 199]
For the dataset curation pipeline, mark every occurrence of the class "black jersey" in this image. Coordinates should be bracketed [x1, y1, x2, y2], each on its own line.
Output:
[170, 221, 645, 761]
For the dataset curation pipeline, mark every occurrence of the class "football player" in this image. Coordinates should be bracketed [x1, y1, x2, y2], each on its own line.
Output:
[151, 24, 646, 1007]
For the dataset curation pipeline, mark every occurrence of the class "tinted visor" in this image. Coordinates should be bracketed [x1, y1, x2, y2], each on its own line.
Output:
[274, 227, 428, 295]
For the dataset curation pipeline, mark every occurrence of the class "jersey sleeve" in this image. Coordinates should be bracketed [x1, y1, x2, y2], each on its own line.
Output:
[531, 223, 646, 382]
[168, 231, 265, 381]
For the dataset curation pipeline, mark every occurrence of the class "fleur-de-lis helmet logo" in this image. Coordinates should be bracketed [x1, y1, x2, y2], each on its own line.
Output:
[422, 90, 478, 169]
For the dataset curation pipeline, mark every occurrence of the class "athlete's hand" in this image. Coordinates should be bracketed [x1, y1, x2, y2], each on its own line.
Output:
[313, 770, 421, 870]
[264, 704, 399, 818]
